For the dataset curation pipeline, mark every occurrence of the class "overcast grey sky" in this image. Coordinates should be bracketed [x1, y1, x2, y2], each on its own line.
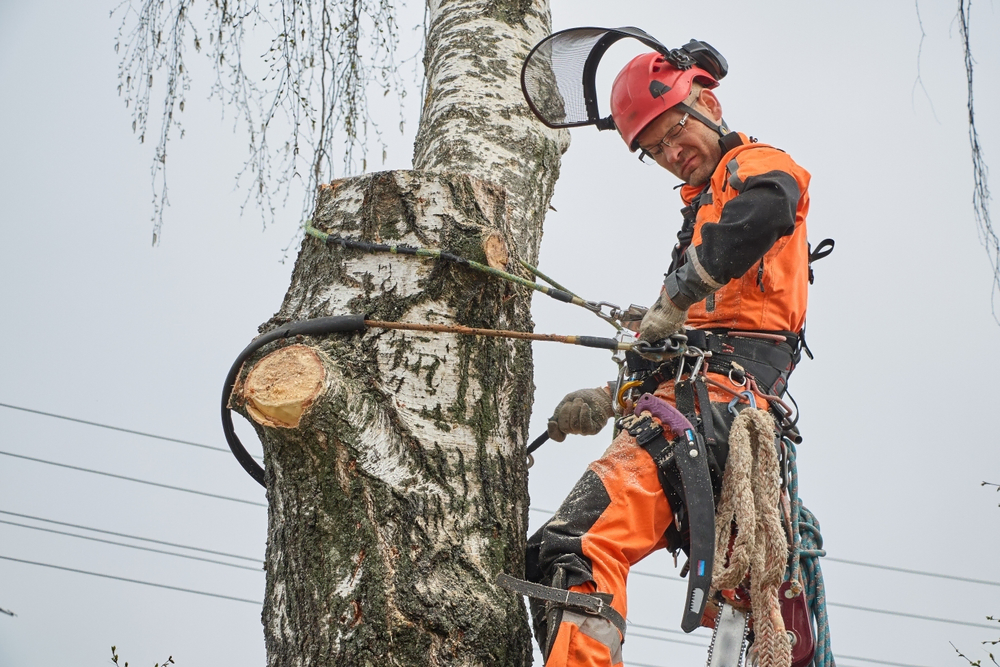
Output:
[1, 1, 999, 666]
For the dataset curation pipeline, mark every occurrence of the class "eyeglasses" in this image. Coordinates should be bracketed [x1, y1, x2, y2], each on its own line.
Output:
[638, 113, 690, 164]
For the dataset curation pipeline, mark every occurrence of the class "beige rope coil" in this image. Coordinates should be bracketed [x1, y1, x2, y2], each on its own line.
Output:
[712, 408, 791, 667]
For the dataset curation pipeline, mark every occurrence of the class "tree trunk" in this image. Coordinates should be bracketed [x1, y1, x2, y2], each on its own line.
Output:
[228, 2, 569, 665]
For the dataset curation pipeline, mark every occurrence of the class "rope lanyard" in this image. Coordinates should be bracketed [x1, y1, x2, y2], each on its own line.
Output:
[304, 221, 623, 331]
[367, 320, 631, 351]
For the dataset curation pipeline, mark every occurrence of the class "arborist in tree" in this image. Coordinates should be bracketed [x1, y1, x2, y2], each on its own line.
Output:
[505, 28, 833, 667]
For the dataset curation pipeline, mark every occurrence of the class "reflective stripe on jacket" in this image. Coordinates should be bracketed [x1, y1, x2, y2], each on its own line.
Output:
[667, 134, 811, 333]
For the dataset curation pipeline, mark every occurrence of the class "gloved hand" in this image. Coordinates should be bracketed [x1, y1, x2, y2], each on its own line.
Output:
[638, 290, 688, 342]
[546, 387, 615, 442]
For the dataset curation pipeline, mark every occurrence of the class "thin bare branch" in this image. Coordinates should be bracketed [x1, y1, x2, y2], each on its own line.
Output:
[911, 0, 940, 122]
[114, 0, 409, 244]
[957, 0, 1000, 322]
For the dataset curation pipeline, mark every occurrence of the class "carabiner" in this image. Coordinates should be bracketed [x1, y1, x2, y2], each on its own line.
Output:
[616, 380, 644, 412]
[727, 390, 758, 416]
[675, 355, 687, 382]
[584, 300, 623, 320]
[687, 347, 707, 378]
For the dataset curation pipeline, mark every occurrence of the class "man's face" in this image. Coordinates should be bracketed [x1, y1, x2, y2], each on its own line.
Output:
[635, 97, 723, 187]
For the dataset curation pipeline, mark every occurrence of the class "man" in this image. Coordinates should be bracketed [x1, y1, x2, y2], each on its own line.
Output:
[523, 50, 812, 667]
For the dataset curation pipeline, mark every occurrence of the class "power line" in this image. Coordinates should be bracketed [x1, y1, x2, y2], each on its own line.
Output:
[0, 401, 262, 460]
[0, 519, 263, 573]
[0, 450, 265, 508]
[836, 656, 934, 667]
[627, 630, 710, 650]
[7, 408, 994, 588]
[5, 443, 994, 633]
[823, 556, 1000, 588]
[628, 567, 997, 631]
[0, 510, 260, 562]
[630, 569, 685, 584]
[0, 555, 262, 605]
[531, 507, 1000, 589]
[3, 405, 996, 586]
[627, 632, 933, 667]
[825, 601, 998, 631]
[627, 620, 692, 637]
[3, 414, 985, 661]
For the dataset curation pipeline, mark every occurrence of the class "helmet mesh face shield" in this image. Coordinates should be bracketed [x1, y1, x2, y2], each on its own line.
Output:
[521, 28, 614, 128]
[520, 27, 728, 134]
[521, 27, 676, 130]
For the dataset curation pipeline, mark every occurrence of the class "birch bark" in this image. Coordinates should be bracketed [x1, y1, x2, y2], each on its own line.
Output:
[227, 1, 569, 665]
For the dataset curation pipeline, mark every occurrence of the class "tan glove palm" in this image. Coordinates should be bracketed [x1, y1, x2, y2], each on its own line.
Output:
[546, 387, 615, 442]
[638, 290, 688, 342]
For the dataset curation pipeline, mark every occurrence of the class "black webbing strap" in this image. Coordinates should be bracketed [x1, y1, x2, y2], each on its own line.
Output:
[808, 238, 835, 285]
[693, 377, 717, 448]
[622, 413, 686, 539]
[674, 378, 698, 425]
[684, 329, 798, 397]
[497, 573, 627, 638]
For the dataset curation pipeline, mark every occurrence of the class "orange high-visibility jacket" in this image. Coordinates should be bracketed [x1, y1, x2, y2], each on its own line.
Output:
[666, 134, 811, 334]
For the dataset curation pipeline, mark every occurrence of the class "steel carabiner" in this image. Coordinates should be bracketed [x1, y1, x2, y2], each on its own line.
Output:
[686, 347, 708, 378]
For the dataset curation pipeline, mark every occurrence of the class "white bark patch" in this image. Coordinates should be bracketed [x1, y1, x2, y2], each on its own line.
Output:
[268, 580, 297, 653]
[413, 1, 570, 262]
[375, 299, 483, 457]
[331, 558, 364, 598]
[315, 254, 433, 313]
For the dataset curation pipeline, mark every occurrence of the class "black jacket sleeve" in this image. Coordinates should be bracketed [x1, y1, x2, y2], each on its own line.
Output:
[664, 170, 800, 309]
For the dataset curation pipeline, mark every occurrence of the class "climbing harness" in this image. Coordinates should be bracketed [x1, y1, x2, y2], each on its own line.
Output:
[613, 327, 804, 444]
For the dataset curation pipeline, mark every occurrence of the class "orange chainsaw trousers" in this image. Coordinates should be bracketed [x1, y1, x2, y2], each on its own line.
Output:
[526, 384, 746, 667]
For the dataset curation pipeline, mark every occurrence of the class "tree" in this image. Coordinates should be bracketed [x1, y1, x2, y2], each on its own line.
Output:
[118, 0, 568, 664]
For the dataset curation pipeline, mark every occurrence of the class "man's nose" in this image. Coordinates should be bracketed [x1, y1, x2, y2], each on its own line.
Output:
[664, 143, 684, 164]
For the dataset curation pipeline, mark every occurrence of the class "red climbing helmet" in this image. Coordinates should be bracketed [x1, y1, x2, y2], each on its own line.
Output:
[610, 52, 720, 152]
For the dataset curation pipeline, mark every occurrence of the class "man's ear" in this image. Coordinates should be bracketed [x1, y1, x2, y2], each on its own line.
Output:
[698, 89, 724, 123]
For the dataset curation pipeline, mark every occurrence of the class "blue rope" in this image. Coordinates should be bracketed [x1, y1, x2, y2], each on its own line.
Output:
[784, 437, 835, 667]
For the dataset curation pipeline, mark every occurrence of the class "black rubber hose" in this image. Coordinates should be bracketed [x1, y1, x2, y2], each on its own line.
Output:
[221, 315, 367, 487]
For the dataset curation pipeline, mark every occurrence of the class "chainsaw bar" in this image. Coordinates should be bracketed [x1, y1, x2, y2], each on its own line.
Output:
[706, 602, 749, 667]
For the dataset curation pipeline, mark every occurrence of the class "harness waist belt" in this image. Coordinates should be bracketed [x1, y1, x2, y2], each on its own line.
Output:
[628, 329, 799, 397]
